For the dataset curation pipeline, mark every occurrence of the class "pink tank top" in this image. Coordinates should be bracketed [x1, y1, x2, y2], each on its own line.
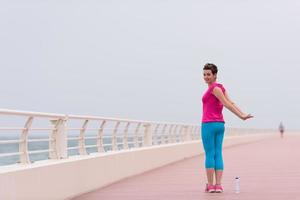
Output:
[202, 82, 226, 123]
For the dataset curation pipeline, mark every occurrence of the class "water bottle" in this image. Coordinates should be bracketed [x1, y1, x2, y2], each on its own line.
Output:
[235, 177, 240, 193]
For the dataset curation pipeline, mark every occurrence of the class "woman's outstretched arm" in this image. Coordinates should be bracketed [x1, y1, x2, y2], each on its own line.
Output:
[212, 87, 253, 120]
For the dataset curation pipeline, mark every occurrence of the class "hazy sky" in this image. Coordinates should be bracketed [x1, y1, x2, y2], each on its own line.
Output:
[1, 0, 300, 129]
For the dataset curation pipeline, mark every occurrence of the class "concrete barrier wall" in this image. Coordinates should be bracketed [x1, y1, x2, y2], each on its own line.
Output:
[0, 133, 272, 200]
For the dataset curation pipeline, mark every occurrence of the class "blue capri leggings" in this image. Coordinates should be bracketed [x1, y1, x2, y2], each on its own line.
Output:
[201, 122, 225, 170]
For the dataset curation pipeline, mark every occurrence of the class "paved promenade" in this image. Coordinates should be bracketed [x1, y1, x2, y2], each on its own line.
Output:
[73, 134, 300, 200]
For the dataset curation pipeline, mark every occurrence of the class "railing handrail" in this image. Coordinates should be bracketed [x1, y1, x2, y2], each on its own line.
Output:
[0, 108, 198, 126]
[0, 108, 201, 166]
[0, 109, 65, 118]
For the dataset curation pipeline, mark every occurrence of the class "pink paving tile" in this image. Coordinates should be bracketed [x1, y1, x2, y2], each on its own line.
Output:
[73, 134, 300, 200]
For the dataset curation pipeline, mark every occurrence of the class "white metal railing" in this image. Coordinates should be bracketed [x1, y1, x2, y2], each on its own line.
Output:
[0, 109, 200, 166]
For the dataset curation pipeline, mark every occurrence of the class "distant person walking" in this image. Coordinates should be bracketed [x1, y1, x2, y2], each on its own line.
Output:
[279, 122, 285, 138]
[201, 63, 253, 193]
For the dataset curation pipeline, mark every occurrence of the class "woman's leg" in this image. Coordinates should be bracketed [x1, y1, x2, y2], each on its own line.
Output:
[214, 123, 225, 185]
[215, 170, 223, 185]
[201, 123, 216, 185]
[206, 169, 215, 186]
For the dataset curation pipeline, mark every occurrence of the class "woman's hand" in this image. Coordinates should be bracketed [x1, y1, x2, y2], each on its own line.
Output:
[241, 114, 254, 120]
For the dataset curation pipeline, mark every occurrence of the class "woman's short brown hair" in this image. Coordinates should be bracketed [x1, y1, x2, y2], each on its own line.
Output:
[203, 63, 218, 75]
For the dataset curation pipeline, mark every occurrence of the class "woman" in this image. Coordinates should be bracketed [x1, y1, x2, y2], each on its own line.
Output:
[201, 63, 253, 193]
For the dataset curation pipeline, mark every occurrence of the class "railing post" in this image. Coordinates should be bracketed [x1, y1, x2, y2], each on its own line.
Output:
[143, 123, 153, 147]
[178, 125, 184, 142]
[134, 123, 141, 148]
[112, 122, 120, 151]
[153, 124, 160, 145]
[196, 126, 200, 139]
[49, 117, 68, 159]
[97, 120, 106, 153]
[168, 125, 174, 143]
[192, 126, 200, 140]
[123, 122, 130, 150]
[190, 126, 196, 140]
[173, 125, 179, 143]
[19, 116, 33, 164]
[188, 126, 192, 140]
[79, 120, 88, 155]
[183, 125, 190, 142]
[161, 124, 167, 144]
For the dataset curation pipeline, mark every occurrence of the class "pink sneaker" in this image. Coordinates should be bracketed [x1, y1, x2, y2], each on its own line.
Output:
[214, 184, 223, 193]
[205, 184, 215, 193]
